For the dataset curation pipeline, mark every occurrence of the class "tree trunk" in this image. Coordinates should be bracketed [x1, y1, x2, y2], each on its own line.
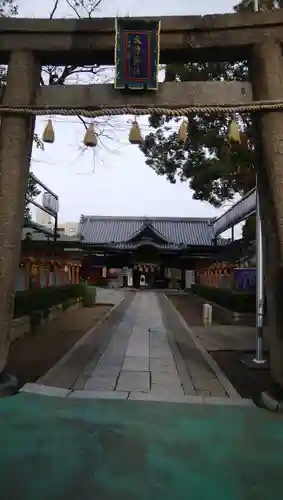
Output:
[250, 41, 283, 386]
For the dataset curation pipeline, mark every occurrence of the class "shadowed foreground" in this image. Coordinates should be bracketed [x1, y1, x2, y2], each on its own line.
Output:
[0, 393, 283, 499]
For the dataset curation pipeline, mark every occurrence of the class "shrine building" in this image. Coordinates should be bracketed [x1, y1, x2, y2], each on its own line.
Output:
[79, 216, 223, 289]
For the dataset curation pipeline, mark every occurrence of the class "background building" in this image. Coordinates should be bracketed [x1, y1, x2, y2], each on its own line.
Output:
[35, 207, 78, 237]
[79, 216, 222, 289]
[60, 222, 79, 237]
[35, 207, 53, 228]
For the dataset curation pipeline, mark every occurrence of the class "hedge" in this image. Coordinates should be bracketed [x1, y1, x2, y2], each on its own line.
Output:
[191, 284, 256, 314]
[14, 283, 96, 318]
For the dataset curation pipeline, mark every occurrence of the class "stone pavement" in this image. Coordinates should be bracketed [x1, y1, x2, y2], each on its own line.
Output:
[158, 293, 233, 398]
[33, 291, 236, 403]
[72, 292, 190, 401]
[95, 287, 124, 305]
[24, 291, 246, 403]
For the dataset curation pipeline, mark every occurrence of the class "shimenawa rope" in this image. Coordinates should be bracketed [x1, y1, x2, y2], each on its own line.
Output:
[1, 99, 283, 116]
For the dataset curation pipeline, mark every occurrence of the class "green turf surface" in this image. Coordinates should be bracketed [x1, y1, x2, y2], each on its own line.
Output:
[0, 393, 283, 499]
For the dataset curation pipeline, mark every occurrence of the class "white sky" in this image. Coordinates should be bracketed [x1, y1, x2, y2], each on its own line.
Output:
[16, 0, 240, 236]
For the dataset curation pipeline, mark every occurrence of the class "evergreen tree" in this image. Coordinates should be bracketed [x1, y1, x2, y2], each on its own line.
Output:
[24, 176, 41, 220]
[141, 0, 282, 239]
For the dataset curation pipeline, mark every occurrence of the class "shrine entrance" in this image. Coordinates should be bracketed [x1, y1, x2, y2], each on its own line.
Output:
[132, 264, 163, 289]
[1, 10, 283, 387]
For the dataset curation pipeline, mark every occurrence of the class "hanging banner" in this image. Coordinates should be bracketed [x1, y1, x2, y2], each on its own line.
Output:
[114, 19, 160, 91]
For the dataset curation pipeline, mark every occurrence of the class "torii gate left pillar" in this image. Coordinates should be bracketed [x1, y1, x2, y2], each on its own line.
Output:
[0, 51, 40, 374]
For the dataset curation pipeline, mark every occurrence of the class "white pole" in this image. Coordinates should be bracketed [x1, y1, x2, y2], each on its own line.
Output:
[254, 185, 266, 363]
[253, 0, 266, 364]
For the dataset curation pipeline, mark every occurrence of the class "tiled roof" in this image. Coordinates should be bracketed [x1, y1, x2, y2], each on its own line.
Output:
[79, 216, 217, 247]
[129, 222, 168, 243]
[105, 241, 180, 250]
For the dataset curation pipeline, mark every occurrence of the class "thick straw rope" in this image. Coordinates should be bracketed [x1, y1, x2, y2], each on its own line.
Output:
[1, 99, 283, 116]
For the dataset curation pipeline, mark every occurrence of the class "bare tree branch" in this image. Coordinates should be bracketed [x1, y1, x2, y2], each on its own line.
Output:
[78, 115, 88, 130]
[87, 0, 104, 18]
[41, 0, 117, 150]
[65, 0, 81, 18]
[65, 0, 104, 18]
[50, 0, 60, 19]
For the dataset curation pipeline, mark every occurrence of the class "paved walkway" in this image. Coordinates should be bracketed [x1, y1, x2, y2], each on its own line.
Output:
[26, 291, 240, 403]
[95, 287, 124, 305]
[73, 292, 186, 400]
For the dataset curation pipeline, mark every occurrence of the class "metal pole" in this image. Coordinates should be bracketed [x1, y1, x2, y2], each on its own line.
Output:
[54, 213, 58, 243]
[254, 183, 266, 363]
[253, 0, 266, 365]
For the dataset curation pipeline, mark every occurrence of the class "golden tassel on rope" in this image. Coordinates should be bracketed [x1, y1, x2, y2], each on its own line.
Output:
[42, 119, 55, 143]
[228, 117, 241, 143]
[129, 119, 143, 145]
[83, 122, 97, 147]
[178, 119, 188, 144]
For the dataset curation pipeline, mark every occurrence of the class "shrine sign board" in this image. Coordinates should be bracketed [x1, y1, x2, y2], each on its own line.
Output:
[114, 19, 160, 91]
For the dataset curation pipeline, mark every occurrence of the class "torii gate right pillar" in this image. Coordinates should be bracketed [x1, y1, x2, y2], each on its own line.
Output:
[251, 40, 283, 386]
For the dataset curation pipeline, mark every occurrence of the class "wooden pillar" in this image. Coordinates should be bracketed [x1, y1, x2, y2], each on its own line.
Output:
[0, 50, 40, 373]
[46, 263, 50, 288]
[76, 266, 80, 284]
[53, 264, 57, 286]
[36, 264, 41, 289]
[24, 261, 29, 290]
[71, 266, 75, 284]
[250, 40, 283, 386]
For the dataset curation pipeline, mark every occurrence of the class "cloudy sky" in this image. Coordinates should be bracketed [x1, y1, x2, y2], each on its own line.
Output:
[17, 0, 239, 227]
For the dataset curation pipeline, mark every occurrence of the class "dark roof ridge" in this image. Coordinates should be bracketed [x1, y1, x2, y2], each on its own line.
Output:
[80, 215, 216, 222]
[127, 220, 169, 243]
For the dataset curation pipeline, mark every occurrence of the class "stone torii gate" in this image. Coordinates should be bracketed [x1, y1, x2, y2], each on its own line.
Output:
[1, 10, 283, 387]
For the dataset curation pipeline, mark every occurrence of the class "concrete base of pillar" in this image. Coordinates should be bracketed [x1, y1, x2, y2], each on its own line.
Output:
[257, 382, 283, 413]
[0, 372, 18, 397]
[241, 354, 269, 370]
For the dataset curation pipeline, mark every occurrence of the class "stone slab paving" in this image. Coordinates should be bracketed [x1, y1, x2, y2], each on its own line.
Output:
[28, 291, 238, 403]
[37, 292, 135, 390]
[30, 291, 254, 405]
[76, 292, 188, 399]
[157, 293, 230, 398]
[64, 291, 238, 403]
[116, 371, 150, 392]
[85, 376, 117, 391]
[95, 287, 125, 305]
